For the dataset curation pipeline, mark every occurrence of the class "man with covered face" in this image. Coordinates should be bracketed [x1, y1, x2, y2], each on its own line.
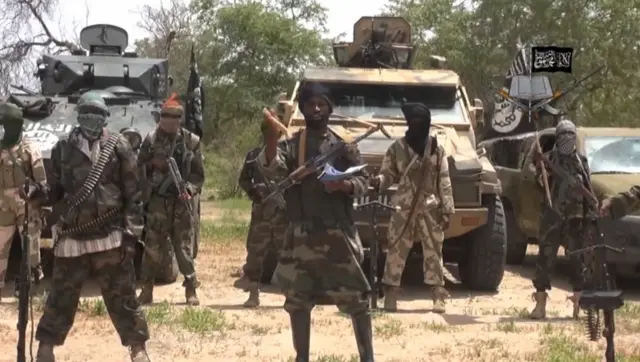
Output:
[529, 119, 596, 320]
[137, 93, 205, 306]
[258, 82, 374, 361]
[0, 102, 47, 301]
[234, 121, 287, 307]
[35, 92, 150, 362]
[371, 102, 454, 313]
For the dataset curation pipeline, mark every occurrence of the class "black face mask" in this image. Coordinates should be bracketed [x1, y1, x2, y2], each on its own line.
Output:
[1, 123, 23, 148]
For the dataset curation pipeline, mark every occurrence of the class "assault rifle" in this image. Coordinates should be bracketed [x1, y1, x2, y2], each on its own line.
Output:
[262, 124, 383, 203]
[537, 150, 623, 362]
[247, 159, 286, 211]
[354, 194, 398, 309]
[17, 182, 32, 362]
[168, 157, 195, 223]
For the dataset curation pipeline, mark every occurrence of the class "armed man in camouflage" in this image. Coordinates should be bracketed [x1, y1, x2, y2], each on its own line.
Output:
[371, 102, 454, 313]
[529, 119, 596, 320]
[234, 121, 287, 307]
[137, 94, 205, 306]
[259, 82, 374, 361]
[600, 186, 640, 217]
[35, 93, 150, 362]
[0, 102, 48, 301]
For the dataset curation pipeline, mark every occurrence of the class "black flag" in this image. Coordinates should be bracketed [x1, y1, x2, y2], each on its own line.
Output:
[186, 44, 204, 138]
[531, 46, 574, 73]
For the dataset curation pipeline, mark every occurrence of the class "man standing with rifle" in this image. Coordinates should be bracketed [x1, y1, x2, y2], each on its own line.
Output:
[35, 92, 150, 362]
[0, 102, 47, 302]
[234, 122, 287, 307]
[258, 82, 375, 361]
[137, 93, 205, 306]
[370, 102, 454, 314]
[528, 119, 598, 320]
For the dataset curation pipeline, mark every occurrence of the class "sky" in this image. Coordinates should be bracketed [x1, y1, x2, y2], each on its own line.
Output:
[53, 0, 389, 51]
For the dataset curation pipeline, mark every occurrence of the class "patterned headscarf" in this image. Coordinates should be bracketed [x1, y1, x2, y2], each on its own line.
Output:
[555, 119, 577, 156]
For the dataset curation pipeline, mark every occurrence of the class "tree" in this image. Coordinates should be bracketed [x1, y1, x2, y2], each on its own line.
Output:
[385, 0, 640, 129]
[0, 0, 81, 93]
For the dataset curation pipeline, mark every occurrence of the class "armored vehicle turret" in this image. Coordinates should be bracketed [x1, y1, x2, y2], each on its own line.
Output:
[2, 24, 184, 284]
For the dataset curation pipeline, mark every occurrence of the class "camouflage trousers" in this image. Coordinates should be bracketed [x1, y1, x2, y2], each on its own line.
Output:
[382, 212, 445, 287]
[36, 247, 149, 346]
[0, 209, 42, 289]
[142, 196, 196, 283]
[274, 222, 370, 304]
[533, 218, 595, 292]
[242, 208, 286, 282]
[284, 292, 369, 315]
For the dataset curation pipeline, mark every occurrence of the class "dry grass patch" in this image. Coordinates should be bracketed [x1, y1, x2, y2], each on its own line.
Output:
[144, 301, 233, 334]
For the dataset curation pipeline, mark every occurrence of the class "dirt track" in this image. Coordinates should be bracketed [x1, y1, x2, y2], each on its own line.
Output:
[1, 202, 640, 362]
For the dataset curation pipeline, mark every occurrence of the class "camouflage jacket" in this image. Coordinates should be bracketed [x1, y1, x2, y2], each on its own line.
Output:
[534, 148, 595, 219]
[257, 128, 370, 297]
[258, 128, 368, 224]
[0, 138, 48, 227]
[138, 127, 205, 202]
[609, 185, 640, 219]
[48, 128, 143, 241]
[379, 136, 454, 216]
[238, 147, 262, 203]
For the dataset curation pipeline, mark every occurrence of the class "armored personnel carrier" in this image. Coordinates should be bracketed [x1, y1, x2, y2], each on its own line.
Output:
[272, 17, 505, 290]
[3, 24, 187, 283]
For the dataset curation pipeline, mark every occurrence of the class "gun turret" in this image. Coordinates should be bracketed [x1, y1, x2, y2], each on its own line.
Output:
[35, 24, 170, 99]
[332, 17, 416, 69]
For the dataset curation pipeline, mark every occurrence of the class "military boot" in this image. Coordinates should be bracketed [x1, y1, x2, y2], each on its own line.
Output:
[229, 267, 243, 278]
[383, 285, 398, 312]
[243, 283, 260, 308]
[184, 276, 201, 306]
[351, 311, 375, 362]
[529, 291, 548, 320]
[129, 343, 150, 362]
[567, 291, 581, 319]
[35, 343, 55, 362]
[289, 310, 311, 362]
[432, 286, 449, 314]
[233, 275, 252, 291]
[137, 283, 154, 305]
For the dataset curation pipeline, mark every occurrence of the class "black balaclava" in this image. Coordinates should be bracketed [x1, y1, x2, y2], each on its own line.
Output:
[402, 102, 432, 156]
[298, 82, 333, 130]
[0, 103, 24, 148]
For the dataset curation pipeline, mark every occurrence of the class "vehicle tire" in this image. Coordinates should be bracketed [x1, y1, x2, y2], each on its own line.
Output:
[260, 249, 278, 284]
[458, 195, 507, 291]
[505, 207, 527, 265]
[156, 254, 179, 284]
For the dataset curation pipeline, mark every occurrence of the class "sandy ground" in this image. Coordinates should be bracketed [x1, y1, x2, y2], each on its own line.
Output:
[1, 202, 640, 362]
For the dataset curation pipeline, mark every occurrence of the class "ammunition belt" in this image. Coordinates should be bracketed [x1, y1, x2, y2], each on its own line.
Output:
[53, 134, 120, 224]
[57, 208, 121, 238]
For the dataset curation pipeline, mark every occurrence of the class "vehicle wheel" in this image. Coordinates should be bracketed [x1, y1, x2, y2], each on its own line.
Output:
[156, 254, 179, 284]
[505, 207, 527, 265]
[260, 249, 278, 284]
[458, 195, 507, 291]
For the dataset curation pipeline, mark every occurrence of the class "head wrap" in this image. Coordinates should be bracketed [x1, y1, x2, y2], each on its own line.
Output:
[0, 102, 24, 148]
[555, 119, 577, 155]
[297, 82, 333, 114]
[161, 93, 184, 116]
[402, 102, 433, 156]
[76, 92, 109, 139]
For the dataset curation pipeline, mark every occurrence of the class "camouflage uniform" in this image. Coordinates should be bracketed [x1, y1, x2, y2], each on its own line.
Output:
[137, 94, 204, 306]
[235, 139, 287, 308]
[259, 82, 374, 361]
[376, 103, 454, 313]
[602, 185, 640, 218]
[529, 120, 597, 320]
[35, 93, 150, 362]
[0, 103, 47, 301]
